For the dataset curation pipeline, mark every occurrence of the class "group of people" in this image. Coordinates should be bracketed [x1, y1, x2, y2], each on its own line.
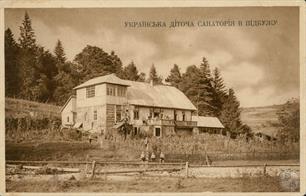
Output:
[140, 151, 165, 163]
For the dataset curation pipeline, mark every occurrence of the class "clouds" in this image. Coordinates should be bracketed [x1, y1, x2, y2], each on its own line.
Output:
[5, 7, 299, 107]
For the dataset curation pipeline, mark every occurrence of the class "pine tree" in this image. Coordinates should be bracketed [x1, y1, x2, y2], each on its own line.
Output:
[148, 64, 163, 85]
[54, 40, 66, 67]
[165, 64, 181, 88]
[18, 11, 39, 100]
[19, 12, 36, 50]
[5, 28, 20, 97]
[180, 65, 201, 107]
[197, 57, 215, 116]
[211, 67, 227, 117]
[121, 61, 141, 81]
[219, 88, 242, 133]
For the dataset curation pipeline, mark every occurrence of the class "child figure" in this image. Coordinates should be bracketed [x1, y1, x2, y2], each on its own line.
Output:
[140, 151, 145, 162]
[151, 152, 156, 162]
[145, 151, 150, 162]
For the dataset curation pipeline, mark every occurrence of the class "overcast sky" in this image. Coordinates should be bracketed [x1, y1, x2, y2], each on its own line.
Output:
[5, 7, 299, 107]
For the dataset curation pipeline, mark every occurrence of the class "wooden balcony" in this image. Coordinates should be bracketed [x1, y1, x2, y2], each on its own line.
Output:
[175, 120, 197, 127]
[146, 119, 197, 127]
[147, 119, 175, 126]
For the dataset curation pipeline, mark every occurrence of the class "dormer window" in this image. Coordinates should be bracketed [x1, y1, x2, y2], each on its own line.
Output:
[86, 86, 95, 98]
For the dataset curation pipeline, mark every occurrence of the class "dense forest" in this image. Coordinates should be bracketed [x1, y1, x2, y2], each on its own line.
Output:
[5, 12, 299, 140]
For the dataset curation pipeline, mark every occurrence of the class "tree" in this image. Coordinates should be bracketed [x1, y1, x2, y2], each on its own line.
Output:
[53, 62, 79, 105]
[138, 72, 146, 82]
[277, 99, 299, 142]
[19, 12, 36, 50]
[110, 50, 123, 77]
[53, 41, 80, 105]
[211, 67, 227, 117]
[180, 58, 215, 116]
[54, 39, 66, 67]
[165, 64, 181, 88]
[74, 45, 122, 82]
[180, 65, 201, 108]
[35, 47, 58, 102]
[5, 28, 20, 97]
[121, 61, 141, 81]
[148, 64, 163, 85]
[18, 11, 39, 100]
[219, 88, 242, 133]
[197, 57, 215, 116]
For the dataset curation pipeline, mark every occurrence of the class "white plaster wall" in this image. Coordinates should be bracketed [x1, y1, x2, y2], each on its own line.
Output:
[61, 97, 76, 126]
[76, 84, 106, 108]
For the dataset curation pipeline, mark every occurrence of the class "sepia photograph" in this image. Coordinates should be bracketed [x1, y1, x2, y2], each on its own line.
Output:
[3, 5, 301, 193]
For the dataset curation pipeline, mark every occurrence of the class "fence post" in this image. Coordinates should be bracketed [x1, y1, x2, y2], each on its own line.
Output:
[185, 161, 189, 178]
[85, 155, 89, 177]
[90, 160, 96, 180]
[263, 163, 267, 176]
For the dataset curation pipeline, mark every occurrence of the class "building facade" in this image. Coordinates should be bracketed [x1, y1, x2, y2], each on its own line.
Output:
[61, 74, 223, 137]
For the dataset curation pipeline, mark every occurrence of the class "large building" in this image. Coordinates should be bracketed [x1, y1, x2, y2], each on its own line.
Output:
[61, 74, 224, 137]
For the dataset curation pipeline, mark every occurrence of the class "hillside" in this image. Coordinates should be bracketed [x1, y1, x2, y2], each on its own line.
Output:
[241, 105, 282, 137]
[5, 98, 61, 119]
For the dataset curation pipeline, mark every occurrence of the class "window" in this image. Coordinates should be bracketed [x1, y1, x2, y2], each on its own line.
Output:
[182, 111, 185, 121]
[117, 86, 126, 97]
[107, 85, 116, 96]
[67, 116, 69, 122]
[134, 107, 139, 120]
[116, 105, 122, 122]
[86, 86, 95, 98]
[93, 110, 97, 120]
[134, 127, 138, 135]
[155, 127, 161, 137]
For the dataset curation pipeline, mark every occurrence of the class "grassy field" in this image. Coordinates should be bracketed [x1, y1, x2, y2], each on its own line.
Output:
[6, 176, 289, 192]
[5, 140, 138, 161]
[241, 105, 282, 136]
[5, 97, 61, 119]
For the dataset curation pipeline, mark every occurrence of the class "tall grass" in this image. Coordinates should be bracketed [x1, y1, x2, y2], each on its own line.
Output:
[106, 133, 299, 161]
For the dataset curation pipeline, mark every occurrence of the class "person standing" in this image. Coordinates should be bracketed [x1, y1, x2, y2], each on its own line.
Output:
[151, 152, 156, 162]
[160, 151, 165, 163]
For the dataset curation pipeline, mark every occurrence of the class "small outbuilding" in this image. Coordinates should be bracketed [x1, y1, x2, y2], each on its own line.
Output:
[192, 116, 224, 134]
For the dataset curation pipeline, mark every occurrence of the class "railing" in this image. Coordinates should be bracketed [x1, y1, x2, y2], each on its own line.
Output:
[175, 120, 197, 127]
[144, 119, 197, 127]
[147, 119, 175, 126]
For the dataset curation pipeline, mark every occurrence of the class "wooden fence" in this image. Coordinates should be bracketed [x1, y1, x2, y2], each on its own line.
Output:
[6, 160, 300, 179]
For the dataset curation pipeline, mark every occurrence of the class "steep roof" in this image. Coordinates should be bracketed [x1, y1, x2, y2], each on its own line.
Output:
[73, 74, 196, 111]
[192, 116, 224, 128]
[73, 74, 129, 90]
[60, 95, 76, 112]
[126, 80, 197, 110]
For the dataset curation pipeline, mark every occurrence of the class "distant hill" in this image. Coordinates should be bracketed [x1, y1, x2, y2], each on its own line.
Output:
[5, 98, 61, 119]
[241, 105, 283, 137]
